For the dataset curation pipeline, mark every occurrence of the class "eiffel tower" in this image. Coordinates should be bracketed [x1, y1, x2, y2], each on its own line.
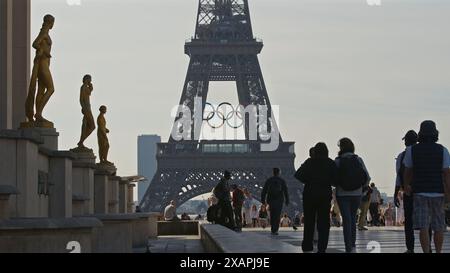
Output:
[140, 0, 303, 216]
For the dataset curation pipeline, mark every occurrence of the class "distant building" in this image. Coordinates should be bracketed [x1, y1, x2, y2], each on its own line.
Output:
[137, 135, 161, 202]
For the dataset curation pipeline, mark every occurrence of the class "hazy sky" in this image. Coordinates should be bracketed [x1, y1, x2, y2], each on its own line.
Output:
[32, 0, 450, 195]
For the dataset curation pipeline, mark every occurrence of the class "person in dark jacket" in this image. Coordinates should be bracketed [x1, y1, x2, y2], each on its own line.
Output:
[261, 168, 289, 235]
[213, 170, 236, 230]
[394, 130, 419, 252]
[404, 121, 450, 253]
[295, 142, 338, 253]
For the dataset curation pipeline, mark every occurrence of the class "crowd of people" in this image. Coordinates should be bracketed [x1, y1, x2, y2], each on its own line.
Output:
[295, 121, 450, 253]
[163, 120, 450, 253]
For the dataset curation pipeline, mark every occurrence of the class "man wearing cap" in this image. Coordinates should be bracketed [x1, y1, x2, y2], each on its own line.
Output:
[394, 130, 418, 253]
[404, 121, 450, 253]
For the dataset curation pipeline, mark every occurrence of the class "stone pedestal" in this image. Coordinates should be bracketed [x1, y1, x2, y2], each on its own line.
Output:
[0, 129, 47, 218]
[108, 176, 120, 214]
[72, 195, 88, 217]
[48, 151, 75, 218]
[118, 180, 129, 214]
[20, 127, 58, 151]
[94, 171, 109, 214]
[127, 183, 135, 213]
[0, 217, 102, 253]
[91, 214, 133, 253]
[94, 164, 116, 214]
[71, 149, 96, 215]
[0, 185, 19, 220]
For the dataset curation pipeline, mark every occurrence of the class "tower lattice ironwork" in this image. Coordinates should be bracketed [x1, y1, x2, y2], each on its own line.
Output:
[140, 0, 303, 215]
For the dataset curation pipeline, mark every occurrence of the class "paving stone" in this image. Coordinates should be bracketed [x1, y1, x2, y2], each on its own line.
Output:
[246, 227, 450, 253]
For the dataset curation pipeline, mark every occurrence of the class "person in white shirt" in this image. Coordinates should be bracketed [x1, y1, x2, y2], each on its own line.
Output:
[164, 200, 179, 221]
[242, 188, 253, 227]
[250, 204, 259, 228]
[280, 213, 291, 227]
[403, 120, 450, 253]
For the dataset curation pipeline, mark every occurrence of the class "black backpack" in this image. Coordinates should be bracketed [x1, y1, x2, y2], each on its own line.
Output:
[337, 155, 367, 191]
[269, 178, 284, 200]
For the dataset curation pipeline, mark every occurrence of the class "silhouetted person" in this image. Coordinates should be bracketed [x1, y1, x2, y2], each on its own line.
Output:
[404, 121, 450, 253]
[369, 183, 381, 226]
[181, 213, 191, 221]
[231, 184, 245, 230]
[335, 138, 371, 253]
[295, 142, 337, 253]
[358, 182, 372, 230]
[394, 130, 418, 253]
[213, 171, 236, 230]
[135, 205, 142, 213]
[261, 168, 289, 235]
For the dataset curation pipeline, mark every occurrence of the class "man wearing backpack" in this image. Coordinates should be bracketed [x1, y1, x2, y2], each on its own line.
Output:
[261, 168, 290, 235]
[231, 184, 245, 231]
[335, 138, 371, 253]
[394, 130, 418, 253]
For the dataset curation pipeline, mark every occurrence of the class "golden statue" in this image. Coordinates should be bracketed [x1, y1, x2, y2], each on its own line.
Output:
[76, 75, 95, 150]
[97, 105, 112, 165]
[23, 14, 55, 128]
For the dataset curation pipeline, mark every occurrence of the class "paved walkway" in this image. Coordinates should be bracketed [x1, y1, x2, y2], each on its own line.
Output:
[148, 235, 205, 253]
[246, 226, 450, 253]
[146, 227, 450, 253]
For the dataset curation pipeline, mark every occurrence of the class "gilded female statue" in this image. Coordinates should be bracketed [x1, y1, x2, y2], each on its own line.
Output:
[24, 14, 55, 127]
[97, 105, 112, 165]
[77, 75, 95, 149]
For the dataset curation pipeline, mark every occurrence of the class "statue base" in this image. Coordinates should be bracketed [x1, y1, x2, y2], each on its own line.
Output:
[20, 119, 54, 129]
[95, 162, 117, 176]
[71, 147, 96, 165]
[19, 127, 59, 151]
[70, 146, 94, 154]
[71, 149, 96, 216]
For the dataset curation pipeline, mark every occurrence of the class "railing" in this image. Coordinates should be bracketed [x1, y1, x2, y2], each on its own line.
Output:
[185, 37, 263, 44]
[157, 140, 294, 156]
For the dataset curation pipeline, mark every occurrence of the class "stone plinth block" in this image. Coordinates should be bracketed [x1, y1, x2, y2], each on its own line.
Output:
[72, 194, 90, 217]
[127, 184, 135, 213]
[94, 172, 108, 214]
[0, 185, 19, 220]
[108, 176, 120, 214]
[118, 180, 129, 214]
[0, 129, 47, 218]
[20, 127, 59, 151]
[49, 151, 75, 218]
[91, 214, 134, 253]
[95, 162, 117, 176]
[0, 217, 103, 253]
[72, 150, 96, 215]
[131, 213, 159, 248]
